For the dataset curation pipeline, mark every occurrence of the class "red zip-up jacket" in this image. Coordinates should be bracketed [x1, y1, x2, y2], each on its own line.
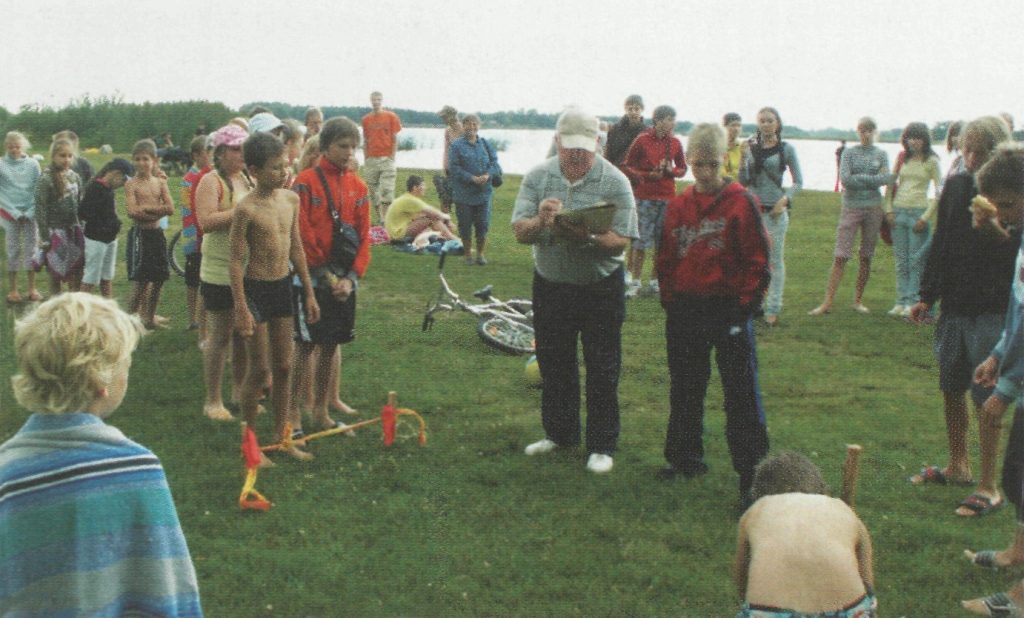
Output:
[622, 128, 687, 200]
[292, 156, 371, 277]
[655, 181, 769, 310]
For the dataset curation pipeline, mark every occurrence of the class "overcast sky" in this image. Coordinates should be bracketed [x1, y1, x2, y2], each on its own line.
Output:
[6, 0, 1021, 131]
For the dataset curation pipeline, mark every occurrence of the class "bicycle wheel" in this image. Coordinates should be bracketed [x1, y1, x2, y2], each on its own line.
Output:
[167, 229, 187, 277]
[476, 316, 535, 355]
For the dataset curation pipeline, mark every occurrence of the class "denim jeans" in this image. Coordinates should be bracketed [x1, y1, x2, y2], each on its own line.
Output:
[663, 295, 769, 495]
[762, 210, 788, 317]
[892, 207, 930, 306]
[532, 267, 625, 455]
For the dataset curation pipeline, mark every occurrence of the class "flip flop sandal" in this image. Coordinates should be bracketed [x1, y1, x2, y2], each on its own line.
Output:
[969, 550, 1003, 570]
[980, 592, 1021, 617]
[958, 493, 1005, 517]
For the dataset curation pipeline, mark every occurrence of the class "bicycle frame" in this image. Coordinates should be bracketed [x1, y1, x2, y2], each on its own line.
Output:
[422, 252, 532, 334]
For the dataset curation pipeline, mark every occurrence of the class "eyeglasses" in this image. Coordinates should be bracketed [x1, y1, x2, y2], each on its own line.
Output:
[691, 160, 721, 169]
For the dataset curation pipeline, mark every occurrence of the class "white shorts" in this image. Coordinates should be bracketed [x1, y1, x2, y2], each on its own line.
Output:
[82, 237, 118, 285]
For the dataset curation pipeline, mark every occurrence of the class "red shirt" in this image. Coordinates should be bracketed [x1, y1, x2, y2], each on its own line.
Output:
[623, 128, 687, 200]
[655, 181, 769, 309]
[292, 157, 371, 276]
[361, 110, 402, 158]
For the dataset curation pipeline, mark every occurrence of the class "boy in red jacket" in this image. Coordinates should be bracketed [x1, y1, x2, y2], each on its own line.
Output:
[289, 117, 370, 437]
[623, 104, 687, 298]
[654, 122, 770, 510]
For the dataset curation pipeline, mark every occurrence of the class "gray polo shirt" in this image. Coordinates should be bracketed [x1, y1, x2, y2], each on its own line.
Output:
[511, 156, 637, 285]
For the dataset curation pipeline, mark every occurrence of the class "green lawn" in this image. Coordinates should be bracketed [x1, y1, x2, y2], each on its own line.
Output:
[1, 157, 1014, 617]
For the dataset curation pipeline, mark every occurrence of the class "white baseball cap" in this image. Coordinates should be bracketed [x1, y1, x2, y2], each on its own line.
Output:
[556, 106, 599, 152]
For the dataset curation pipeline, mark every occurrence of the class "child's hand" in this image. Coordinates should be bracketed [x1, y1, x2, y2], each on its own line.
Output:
[331, 277, 353, 301]
[974, 355, 999, 388]
[908, 302, 931, 324]
[234, 307, 255, 337]
[306, 295, 321, 324]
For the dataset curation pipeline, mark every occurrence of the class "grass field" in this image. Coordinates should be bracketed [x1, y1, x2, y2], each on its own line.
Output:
[1, 156, 1015, 617]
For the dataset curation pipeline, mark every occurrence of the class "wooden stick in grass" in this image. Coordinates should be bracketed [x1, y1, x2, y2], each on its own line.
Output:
[841, 444, 863, 508]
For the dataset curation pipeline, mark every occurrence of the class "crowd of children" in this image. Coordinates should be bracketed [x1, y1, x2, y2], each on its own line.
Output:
[1, 101, 1022, 616]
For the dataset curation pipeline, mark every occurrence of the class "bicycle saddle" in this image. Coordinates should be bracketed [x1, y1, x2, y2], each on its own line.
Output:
[472, 285, 494, 300]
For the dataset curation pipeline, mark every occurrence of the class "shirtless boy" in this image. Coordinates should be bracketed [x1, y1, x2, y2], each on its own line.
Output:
[229, 132, 319, 461]
[124, 139, 174, 329]
[735, 452, 877, 618]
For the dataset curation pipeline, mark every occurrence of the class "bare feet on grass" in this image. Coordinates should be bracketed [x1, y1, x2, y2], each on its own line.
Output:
[331, 399, 358, 415]
[281, 446, 314, 462]
[203, 404, 235, 422]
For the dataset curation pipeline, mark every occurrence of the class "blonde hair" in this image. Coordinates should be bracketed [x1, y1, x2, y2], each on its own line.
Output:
[5, 131, 30, 151]
[962, 116, 1013, 156]
[12, 293, 144, 414]
[298, 135, 321, 171]
[685, 123, 727, 159]
[48, 138, 75, 197]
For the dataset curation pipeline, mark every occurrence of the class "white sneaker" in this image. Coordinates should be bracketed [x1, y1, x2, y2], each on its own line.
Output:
[624, 280, 642, 299]
[524, 438, 557, 456]
[586, 453, 614, 474]
[623, 271, 633, 287]
[852, 303, 870, 314]
[900, 305, 913, 318]
[647, 280, 660, 296]
[887, 304, 906, 316]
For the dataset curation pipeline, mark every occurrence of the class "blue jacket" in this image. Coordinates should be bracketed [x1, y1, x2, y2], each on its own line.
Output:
[993, 234, 1024, 403]
[448, 136, 501, 205]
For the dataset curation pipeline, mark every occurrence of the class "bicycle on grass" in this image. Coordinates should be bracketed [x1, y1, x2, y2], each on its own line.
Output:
[422, 252, 535, 355]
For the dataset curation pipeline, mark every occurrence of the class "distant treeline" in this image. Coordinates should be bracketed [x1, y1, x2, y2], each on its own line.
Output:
[0, 96, 236, 152]
[3, 96, 1013, 152]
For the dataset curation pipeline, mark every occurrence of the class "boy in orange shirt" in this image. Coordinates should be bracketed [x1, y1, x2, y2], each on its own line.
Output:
[361, 91, 402, 225]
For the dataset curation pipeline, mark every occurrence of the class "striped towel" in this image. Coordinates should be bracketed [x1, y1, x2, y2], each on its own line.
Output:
[0, 413, 202, 616]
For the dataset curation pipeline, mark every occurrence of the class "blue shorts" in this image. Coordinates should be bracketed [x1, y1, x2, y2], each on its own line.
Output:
[737, 591, 876, 617]
[634, 199, 667, 250]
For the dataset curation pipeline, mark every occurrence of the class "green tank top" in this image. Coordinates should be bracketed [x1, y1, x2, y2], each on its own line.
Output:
[199, 173, 249, 286]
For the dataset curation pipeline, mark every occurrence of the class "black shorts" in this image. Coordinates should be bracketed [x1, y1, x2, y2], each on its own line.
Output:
[293, 283, 356, 346]
[245, 276, 294, 323]
[200, 281, 233, 312]
[184, 252, 201, 289]
[126, 227, 170, 283]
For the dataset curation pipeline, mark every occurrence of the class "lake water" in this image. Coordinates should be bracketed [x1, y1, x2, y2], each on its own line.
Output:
[393, 127, 954, 194]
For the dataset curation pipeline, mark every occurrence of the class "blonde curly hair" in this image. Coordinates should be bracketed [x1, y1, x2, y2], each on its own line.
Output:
[12, 293, 144, 414]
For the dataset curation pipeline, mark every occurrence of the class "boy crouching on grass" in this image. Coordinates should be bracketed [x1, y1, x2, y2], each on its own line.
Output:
[734, 452, 876, 618]
[0, 293, 203, 616]
[78, 158, 133, 297]
[125, 138, 174, 329]
[229, 132, 319, 462]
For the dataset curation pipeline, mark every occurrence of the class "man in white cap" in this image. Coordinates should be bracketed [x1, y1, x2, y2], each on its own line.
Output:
[511, 106, 638, 474]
